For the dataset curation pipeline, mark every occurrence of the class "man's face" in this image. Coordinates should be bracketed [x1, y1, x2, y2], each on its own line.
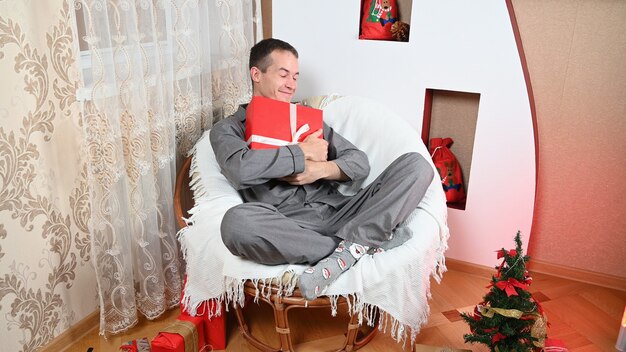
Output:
[251, 50, 299, 102]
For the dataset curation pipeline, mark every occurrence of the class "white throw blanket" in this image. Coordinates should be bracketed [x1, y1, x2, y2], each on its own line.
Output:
[178, 96, 450, 344]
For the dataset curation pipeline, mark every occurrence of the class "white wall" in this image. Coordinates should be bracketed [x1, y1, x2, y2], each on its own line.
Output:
[273, 0, 536, 267]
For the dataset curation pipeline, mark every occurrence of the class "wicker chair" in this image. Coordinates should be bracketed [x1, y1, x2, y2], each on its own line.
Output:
[174, 156, 378, 352]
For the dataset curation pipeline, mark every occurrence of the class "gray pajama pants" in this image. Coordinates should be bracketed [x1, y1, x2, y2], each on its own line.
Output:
[220, 152, 434, 265]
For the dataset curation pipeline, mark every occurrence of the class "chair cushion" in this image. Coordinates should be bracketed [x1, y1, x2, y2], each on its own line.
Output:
[321, 96, 435, 194]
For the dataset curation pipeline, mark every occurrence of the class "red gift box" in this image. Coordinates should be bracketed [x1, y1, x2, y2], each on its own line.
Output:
[180, 276, 227, 350]
[151, 315, 206, 352]
[180, 300, 226, 351]
[245, 96, 323, 149]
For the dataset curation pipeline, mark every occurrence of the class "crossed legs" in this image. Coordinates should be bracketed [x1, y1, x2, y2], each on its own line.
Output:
[220, 152, 434, 299]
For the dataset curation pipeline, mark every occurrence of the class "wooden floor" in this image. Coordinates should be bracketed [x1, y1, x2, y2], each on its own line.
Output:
[64, 269, 626, 352]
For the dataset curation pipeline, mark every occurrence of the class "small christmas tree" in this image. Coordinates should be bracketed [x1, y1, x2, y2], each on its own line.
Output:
[461, 231, 548, 351]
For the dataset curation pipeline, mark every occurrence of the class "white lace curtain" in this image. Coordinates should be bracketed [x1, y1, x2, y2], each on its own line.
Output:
[73, 0, 258, 334]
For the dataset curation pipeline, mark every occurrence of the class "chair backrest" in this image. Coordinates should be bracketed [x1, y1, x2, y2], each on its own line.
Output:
[174, 157, 193, 229]
[322, 96, 434, 194]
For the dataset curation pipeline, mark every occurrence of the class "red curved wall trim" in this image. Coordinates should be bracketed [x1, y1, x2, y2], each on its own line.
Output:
[505, 0, 540, 245]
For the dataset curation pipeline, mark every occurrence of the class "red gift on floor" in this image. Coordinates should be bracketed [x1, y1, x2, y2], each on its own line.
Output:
[180, 276, 227, 350]
[151, 315, 206, 352]
[245, 96, 323, 149]
[180, 300, 226, 351]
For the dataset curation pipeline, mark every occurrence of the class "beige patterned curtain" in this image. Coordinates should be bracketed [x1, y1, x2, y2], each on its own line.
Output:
[1, 0, 255, 348]
[74, 0, 256, 335]
[0, 1, 91, 351]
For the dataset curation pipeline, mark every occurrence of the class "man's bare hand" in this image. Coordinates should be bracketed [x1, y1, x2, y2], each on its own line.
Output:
[298, 129, 328, 161]
[280, 160, 347, 185]
[280, 160, 326, 185]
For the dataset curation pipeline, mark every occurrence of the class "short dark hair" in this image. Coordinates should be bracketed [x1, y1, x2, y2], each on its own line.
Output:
[249, 38, 299, 72]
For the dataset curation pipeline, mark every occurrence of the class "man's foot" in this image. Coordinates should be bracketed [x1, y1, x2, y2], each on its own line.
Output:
[298, 241, 368, 300]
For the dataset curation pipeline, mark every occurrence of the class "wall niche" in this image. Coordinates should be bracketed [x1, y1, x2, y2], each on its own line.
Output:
[358, 0, 413, 42]
[422, 89, 480, 210]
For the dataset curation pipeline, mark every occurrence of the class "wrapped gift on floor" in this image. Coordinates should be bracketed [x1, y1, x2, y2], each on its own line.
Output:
[180, 276, 227, 350]
[180, 300, 226, 351]
[245, 95, 323, 149]
[151, 315, 206, 352]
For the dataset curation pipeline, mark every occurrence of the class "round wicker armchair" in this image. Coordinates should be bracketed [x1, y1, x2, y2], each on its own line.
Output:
[174, 156, 378, 352]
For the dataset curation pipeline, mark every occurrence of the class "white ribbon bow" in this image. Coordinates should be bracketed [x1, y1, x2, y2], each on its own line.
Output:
[247, 103, 310, 147]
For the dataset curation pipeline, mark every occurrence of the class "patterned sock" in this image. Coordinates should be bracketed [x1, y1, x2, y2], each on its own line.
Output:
[299, 241, 369, 300]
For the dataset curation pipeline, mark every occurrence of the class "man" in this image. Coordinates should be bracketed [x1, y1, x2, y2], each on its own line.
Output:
[210, 38, 434, 300]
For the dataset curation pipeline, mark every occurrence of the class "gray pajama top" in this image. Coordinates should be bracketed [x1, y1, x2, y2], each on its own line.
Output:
[209, 105, 370, 212]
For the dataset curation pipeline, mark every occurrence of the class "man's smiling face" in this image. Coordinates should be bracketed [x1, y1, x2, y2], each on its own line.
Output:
[251, 50, 299, 102]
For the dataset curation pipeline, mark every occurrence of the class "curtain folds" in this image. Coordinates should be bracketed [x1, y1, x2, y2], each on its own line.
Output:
[73, 0, 257, 334]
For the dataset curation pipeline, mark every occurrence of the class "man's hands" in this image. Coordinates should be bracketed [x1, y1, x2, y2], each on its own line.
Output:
[280, 129, 348, 185]
[298, 130, 327, 162]
[280, 160, 328, 185]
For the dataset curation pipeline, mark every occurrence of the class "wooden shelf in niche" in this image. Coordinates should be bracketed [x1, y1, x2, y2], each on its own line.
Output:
[422, 89, 480, 211]
[358, 0, 413, 42]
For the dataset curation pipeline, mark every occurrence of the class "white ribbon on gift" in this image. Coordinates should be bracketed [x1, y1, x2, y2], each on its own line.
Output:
[247, 103, 310, 147]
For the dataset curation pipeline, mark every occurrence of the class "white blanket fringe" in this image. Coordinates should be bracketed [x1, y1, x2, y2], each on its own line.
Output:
[182, 269, 434, 346]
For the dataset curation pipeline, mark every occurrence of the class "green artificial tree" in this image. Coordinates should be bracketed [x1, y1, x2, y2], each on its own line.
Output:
[461, 231, 548, 352]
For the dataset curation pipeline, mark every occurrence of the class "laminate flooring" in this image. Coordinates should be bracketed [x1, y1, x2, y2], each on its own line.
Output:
[63, 269, 626, 351]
